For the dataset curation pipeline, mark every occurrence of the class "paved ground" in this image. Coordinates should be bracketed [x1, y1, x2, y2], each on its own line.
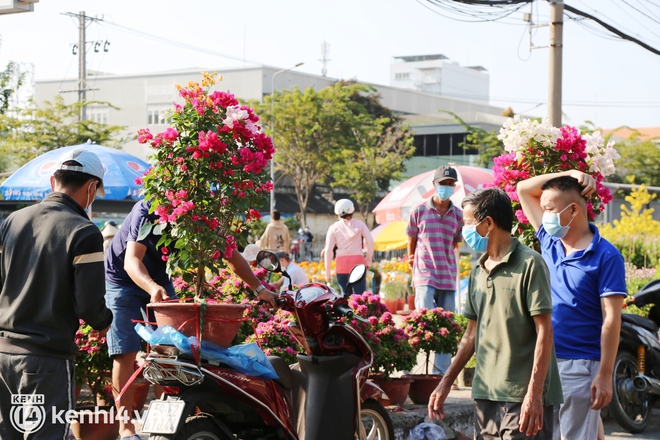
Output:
[604, 408, 660, 439]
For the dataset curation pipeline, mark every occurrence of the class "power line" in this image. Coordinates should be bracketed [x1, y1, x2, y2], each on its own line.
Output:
[97, 18, 263, 67]
[564, 3, 660, 56]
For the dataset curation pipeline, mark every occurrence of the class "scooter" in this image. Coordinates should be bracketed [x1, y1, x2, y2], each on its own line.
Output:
[140, 251, 394, 440]
[609, 278, 660, 433]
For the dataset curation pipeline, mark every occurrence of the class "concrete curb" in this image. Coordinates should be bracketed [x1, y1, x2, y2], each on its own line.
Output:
[388, 388, 474, 440]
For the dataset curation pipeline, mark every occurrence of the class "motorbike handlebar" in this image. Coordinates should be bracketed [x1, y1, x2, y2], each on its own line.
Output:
[333, 303, 354, 319]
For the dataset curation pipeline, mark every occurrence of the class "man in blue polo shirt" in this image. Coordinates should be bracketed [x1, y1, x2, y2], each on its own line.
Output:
[518, 170, 626, 440]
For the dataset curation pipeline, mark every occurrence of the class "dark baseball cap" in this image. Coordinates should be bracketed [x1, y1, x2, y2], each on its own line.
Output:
[434, 166, 458, 183]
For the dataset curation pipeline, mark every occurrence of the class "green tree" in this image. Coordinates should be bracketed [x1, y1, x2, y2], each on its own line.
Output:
[329, 82, 415, 224]
[0, 96, 130, 170]
[613, 138, 660, 187]
[331, 118, 414, 224]
[253, 83, 367, 226]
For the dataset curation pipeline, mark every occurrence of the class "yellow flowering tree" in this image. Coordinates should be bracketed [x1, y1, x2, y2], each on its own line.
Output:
[600, 183, 660, 268]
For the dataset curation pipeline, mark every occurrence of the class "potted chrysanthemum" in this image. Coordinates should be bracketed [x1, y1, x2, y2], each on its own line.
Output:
[137, 72, 274, 347]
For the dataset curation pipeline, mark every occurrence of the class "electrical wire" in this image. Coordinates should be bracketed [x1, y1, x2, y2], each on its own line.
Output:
[97, 19, 262, 67]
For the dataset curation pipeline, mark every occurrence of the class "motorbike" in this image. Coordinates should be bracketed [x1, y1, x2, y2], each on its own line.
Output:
[139, 251, 394, 440]
[609, 278, 660, 433]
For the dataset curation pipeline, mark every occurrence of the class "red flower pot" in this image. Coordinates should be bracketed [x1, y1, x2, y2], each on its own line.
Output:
[370, 377, 412, 406]
[404, 374, 443, 405]
[149, 302, 247, 348]
[383, 299, 399, 314]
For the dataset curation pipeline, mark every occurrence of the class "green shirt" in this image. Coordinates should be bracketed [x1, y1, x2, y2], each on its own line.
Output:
[464, 238, 563, 405]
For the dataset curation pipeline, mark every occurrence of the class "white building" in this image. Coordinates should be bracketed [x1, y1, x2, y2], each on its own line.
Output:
[34, 64, 506, 167]
[390, 54, 489, 104]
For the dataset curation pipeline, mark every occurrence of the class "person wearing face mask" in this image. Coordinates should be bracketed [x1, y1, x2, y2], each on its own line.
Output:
[517, 171, 626, 440]
[406, 165, 463, 376]
[0, 149, 113, 440]
[428, 188, 562, 439]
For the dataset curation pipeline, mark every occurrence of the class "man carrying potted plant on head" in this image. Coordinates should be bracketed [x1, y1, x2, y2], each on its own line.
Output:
[428, 188, 563, 439]
[0, 150, 113, 440]
[105, 200, 278, 440]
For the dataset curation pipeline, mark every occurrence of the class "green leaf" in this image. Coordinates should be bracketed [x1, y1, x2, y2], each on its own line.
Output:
[137, 222, 154, 241]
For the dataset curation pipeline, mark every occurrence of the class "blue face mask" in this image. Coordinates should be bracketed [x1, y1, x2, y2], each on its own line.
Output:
[542, 204, 574, 239]
[462, 221, 489, 253]
[435, 185, 454, 201]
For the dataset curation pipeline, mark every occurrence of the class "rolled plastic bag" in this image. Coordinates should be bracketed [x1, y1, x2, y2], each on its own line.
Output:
[406, 422, 447, 440]
[136, 323, 278, 379]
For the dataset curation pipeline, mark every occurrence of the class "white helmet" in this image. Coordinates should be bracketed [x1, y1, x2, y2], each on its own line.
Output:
[334, 199, 355, 216]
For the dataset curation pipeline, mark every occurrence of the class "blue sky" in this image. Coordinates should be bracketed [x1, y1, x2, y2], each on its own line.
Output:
[1, 0, 658, 129]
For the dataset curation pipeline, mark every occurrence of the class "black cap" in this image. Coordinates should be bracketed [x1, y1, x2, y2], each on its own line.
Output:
[434, 166, 458, 182]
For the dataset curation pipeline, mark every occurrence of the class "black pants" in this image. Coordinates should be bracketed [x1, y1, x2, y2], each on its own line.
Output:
[0, 353, 74, 439]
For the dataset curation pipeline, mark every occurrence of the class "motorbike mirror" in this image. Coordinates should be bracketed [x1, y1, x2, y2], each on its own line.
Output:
[255, 250, 281, 272]
[347, 264, 367, 286]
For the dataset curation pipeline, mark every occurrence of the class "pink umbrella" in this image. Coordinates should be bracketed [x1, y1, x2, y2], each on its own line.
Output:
[373, 165, 494, 224]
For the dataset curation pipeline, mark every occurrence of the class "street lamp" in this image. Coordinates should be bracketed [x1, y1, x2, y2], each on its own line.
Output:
[270, 62, 304, 216]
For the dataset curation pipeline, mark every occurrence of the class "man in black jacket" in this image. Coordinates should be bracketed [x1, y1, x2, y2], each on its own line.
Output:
[0, 149, 113, 439]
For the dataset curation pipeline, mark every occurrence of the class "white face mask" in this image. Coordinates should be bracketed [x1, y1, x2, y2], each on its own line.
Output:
[84, 181, 95, 217]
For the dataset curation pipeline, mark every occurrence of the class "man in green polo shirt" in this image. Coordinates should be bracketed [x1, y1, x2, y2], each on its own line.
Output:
[428, 188, 562, 439]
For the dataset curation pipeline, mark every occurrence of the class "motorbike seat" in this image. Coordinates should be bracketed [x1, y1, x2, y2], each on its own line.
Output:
[268, 356, 294, 389]
[622, 313, 659, 335]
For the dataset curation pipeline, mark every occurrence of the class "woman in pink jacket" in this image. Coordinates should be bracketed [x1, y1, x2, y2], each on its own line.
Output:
[324, 199, 374, 295]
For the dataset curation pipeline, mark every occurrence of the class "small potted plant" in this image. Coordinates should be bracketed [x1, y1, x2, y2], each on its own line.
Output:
[74, 320, 113, 404]
[343, 291, 416, 406]
[401, 307, 463, 404]
[73, 320, 120, 440]
[369, 312, 418, 406]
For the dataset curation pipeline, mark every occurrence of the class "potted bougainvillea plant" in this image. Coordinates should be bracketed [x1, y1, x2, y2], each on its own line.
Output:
[491, 115, 618, 248]
[136, 72, 275, 346]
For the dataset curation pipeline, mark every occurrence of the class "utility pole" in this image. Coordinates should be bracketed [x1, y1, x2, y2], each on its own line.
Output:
[78, 11, 87, 121]
[548, 0, 564, 126]
[60, 11, 106, 121]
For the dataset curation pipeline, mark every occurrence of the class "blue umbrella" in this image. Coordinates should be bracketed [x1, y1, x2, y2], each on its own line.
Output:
[0, 143, 150, 200]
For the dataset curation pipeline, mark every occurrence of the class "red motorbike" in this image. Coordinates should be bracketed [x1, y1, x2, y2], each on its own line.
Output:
[140, 251, 393, 440]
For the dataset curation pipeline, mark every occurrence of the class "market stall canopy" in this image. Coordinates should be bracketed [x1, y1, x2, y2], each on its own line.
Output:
[372, 165, 494, 224]
[0, 143, 150, 201]
[371, 221, 408, 251]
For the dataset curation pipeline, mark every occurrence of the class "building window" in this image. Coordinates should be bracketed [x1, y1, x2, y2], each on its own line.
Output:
[394, 72, 410, 80]
[147, 104, 170, 125]
[87, 107, 108, 124]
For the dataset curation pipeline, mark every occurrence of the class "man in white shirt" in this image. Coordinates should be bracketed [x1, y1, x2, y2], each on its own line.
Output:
[274, 251, 309, 291]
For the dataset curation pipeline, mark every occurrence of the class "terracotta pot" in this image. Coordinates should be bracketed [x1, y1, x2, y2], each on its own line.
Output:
[132, 380, 151, 413]
[397, 298, 405, 311]
[149, 302, 247, 348]
[407, 294, 415, 310]
[404, 374, 443, 405]
[370, 377, 412, 406]
[69, 406, 119, 440]
[383, 299, 399, 314]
